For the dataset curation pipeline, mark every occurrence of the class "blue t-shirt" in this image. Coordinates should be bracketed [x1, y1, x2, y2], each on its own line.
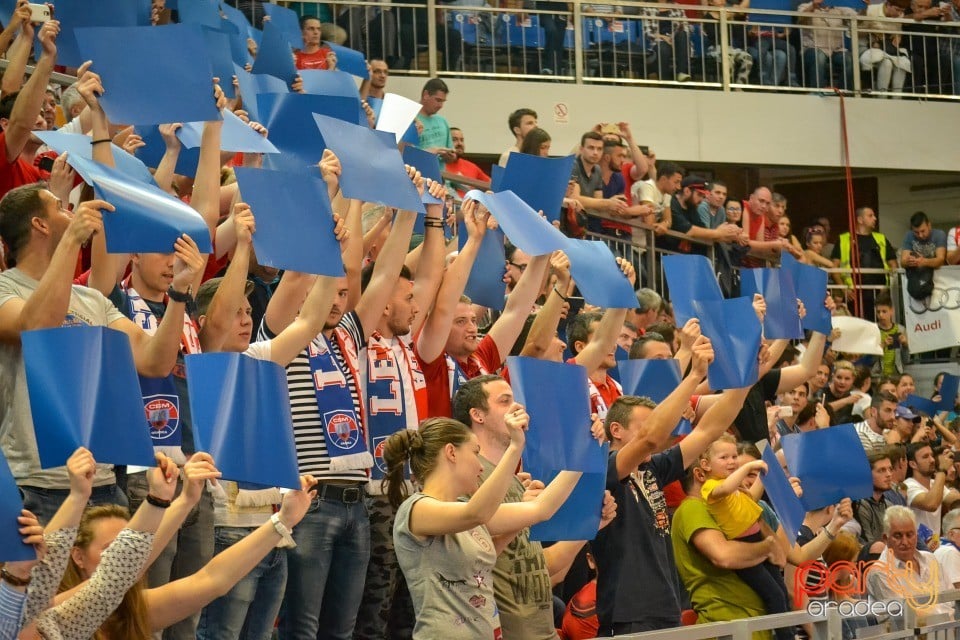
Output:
[901, 228, 947, 259]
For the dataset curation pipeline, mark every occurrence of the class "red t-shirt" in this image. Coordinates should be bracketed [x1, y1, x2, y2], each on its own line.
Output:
[621, 161, 639, 206]
[742, 200, 779, 268]
[0, 132, 43, 200]
[294, 47, 331, 70]
[445, 157, 491, 197]
[561, 580, 599, 640]
[417, 333, 501, 418]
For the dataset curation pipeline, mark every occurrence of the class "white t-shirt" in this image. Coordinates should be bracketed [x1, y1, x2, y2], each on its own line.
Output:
[904, 476, 945, 536]
[933, 544, 960, 587]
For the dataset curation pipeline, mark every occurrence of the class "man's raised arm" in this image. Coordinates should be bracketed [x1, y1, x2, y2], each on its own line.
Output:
[4, 19, 57, 163]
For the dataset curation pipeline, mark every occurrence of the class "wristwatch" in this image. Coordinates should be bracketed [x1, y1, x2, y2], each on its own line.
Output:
[166, 284, 193, 304]
[271, 513, 297, 548]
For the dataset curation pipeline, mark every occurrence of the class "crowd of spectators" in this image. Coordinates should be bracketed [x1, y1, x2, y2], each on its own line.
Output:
[0, 2, 956, 640]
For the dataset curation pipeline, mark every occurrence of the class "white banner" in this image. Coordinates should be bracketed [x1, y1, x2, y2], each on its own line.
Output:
[902, 266, 960, 353]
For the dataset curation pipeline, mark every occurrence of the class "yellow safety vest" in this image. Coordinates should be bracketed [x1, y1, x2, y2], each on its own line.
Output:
[837, 232, 888, 286]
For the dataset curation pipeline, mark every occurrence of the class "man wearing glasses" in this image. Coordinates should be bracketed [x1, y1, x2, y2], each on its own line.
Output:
[934, 510, 960, 587]
[504, 244, 530, 295]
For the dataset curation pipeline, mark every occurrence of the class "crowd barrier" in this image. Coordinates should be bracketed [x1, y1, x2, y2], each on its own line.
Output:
[601, 588, 960, 639]
[287, 0, 960, 100]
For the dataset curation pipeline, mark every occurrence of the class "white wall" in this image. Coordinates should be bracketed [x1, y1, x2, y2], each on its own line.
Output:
[389, 76, 960, 173]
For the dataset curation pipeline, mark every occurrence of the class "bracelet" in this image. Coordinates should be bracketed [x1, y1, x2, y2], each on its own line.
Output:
[145, 494, 172, 509]
[0, 568, 30, 587]
[822, 527, 836, 540]
[166, 285, 193, 304]
[423, 219, 444, 229]
[90, 138, 112, 145]
[553, 286, 569, 301]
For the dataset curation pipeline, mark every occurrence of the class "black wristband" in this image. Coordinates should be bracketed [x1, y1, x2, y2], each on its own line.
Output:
[145, 494, 172, 509]
[166, 285, 193, 304]
[90, 138, 112, 145]
[0, 568, 30, 587]
[553, 286, 569, 301]
[423, 220, 444, 229]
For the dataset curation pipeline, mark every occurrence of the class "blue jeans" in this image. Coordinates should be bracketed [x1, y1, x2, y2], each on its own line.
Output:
[748, 38, 797, 86]
[802, 48, 853, 90]
[279, 494, 370, 640]
[197, 526, 288, 640]
[20, 483, 128, 525]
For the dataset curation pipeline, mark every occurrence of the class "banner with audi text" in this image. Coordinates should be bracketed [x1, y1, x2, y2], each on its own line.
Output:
[903, 266, 960, 353]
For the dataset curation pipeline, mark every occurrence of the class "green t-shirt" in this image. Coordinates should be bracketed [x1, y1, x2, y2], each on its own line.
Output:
[671, 497, 771, 639]
[416, 112, 452, 154]
[878, 324, 902, 377]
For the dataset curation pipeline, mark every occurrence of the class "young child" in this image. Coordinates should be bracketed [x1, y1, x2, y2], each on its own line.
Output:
[875, 295, 907, 377]
[699, 435, 793, 640]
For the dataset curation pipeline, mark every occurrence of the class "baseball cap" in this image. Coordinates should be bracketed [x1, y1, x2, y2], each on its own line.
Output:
[195, 277, 255, 316]
[894, 405, 920, 421]
[681, 176, 709, 194]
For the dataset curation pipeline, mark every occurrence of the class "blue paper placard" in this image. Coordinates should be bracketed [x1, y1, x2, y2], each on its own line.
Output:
[178, 0, 222, 28]
[366, 96, 384, 122]
[75, 24, 221, 126]
[490, 164, 504, 191]
[562, 239, 637, 309]
[458, 220, 506, 311]
[298, 69, 361, 100]
[529, 471, 605, 542]
[740, 268, 802, 339]
[464, 189, 567, 257]
[135, 124, 201, 177]
[0, 453, 35, 561]
[693, 296, 762, 390]
[33, 130, 156, 186]
[201, 27, 239, 99]
[251, 21, 297, 84]
[760, 446, 806, 544]
[186, 353, 300, 489]
[903, 395, 939, 417]
[508, 356, 603, 473]
[313, 114, 425, 214]
[22, 326, 156, 469]
[939, 374, 959, 411]
[779, 253, 831, 336]
[175, 109, 279, 154]
[401, 146, 444, 205]
[400, 122, 420, 147]
[46, 0, 150, 68]
[662, 254, 723, 327]
[69, 156, 212, 254]
[616, 359, 691, 437]
[263, 2, 302, 47]
[780, 424, 873, 511]
[233, 166, 345, 276]
[220, 2, 252, 32]
[257, 93, 358, 171]
[325, 42, 370, 78]
[498, 154, 575, 223]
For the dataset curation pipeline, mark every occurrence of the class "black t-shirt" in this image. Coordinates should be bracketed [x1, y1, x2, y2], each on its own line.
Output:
[830, 234, 895, 285]
[594, 446, 685, 630]
[732, 369, 781, 443]
[822, 386, 854, 424]
[667, 197, 706, 255]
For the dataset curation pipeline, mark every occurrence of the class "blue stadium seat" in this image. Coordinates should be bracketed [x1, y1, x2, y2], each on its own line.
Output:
[586, 17, 635, 46]
[564, 18, 593, 49]
[503, 14, 545, 49]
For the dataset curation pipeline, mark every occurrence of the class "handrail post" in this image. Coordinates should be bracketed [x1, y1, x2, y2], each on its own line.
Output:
[719, 7, 731, 92]
[573, 0, 584, 84]
[850, 16, 861, 95]
[427, 0, 439, 74]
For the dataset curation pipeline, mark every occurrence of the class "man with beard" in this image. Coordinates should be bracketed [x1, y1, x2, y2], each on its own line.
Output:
[260, 158, 421, 640]
[852, 450, 900, 545]
[904, 443, 960, 538]
[445, 127, 491, 199]
[855, 391, 899, 452]
[360, 59, 389, 101]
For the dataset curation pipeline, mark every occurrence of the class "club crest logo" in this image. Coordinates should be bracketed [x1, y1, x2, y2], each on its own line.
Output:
[373, 436, 388, 473]
[324, 410, 359, 450]
[144, 395, 180, 440]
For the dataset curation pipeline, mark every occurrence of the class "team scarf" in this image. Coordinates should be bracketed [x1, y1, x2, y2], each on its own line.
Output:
[588, 375, 623, 420]
[367, 333, 428, 481]
[446, 353, 469, 404]
[125, 281, 201, 463]
[308, 329, 373, 471]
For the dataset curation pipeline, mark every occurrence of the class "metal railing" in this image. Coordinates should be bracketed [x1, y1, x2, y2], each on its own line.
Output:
[599, 588, 960, 639]
[286, 0, 960, 100]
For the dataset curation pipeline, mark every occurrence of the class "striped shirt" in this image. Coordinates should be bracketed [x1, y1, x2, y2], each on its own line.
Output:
[260, 311, 368, 482]
[0, 583, 25, 640]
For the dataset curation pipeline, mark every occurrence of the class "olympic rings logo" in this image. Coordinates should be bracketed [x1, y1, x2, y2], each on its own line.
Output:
[908, 287, 960, 313]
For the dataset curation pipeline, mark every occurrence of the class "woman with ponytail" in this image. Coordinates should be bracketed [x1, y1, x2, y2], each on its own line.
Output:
[384, 408, 582, 639]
